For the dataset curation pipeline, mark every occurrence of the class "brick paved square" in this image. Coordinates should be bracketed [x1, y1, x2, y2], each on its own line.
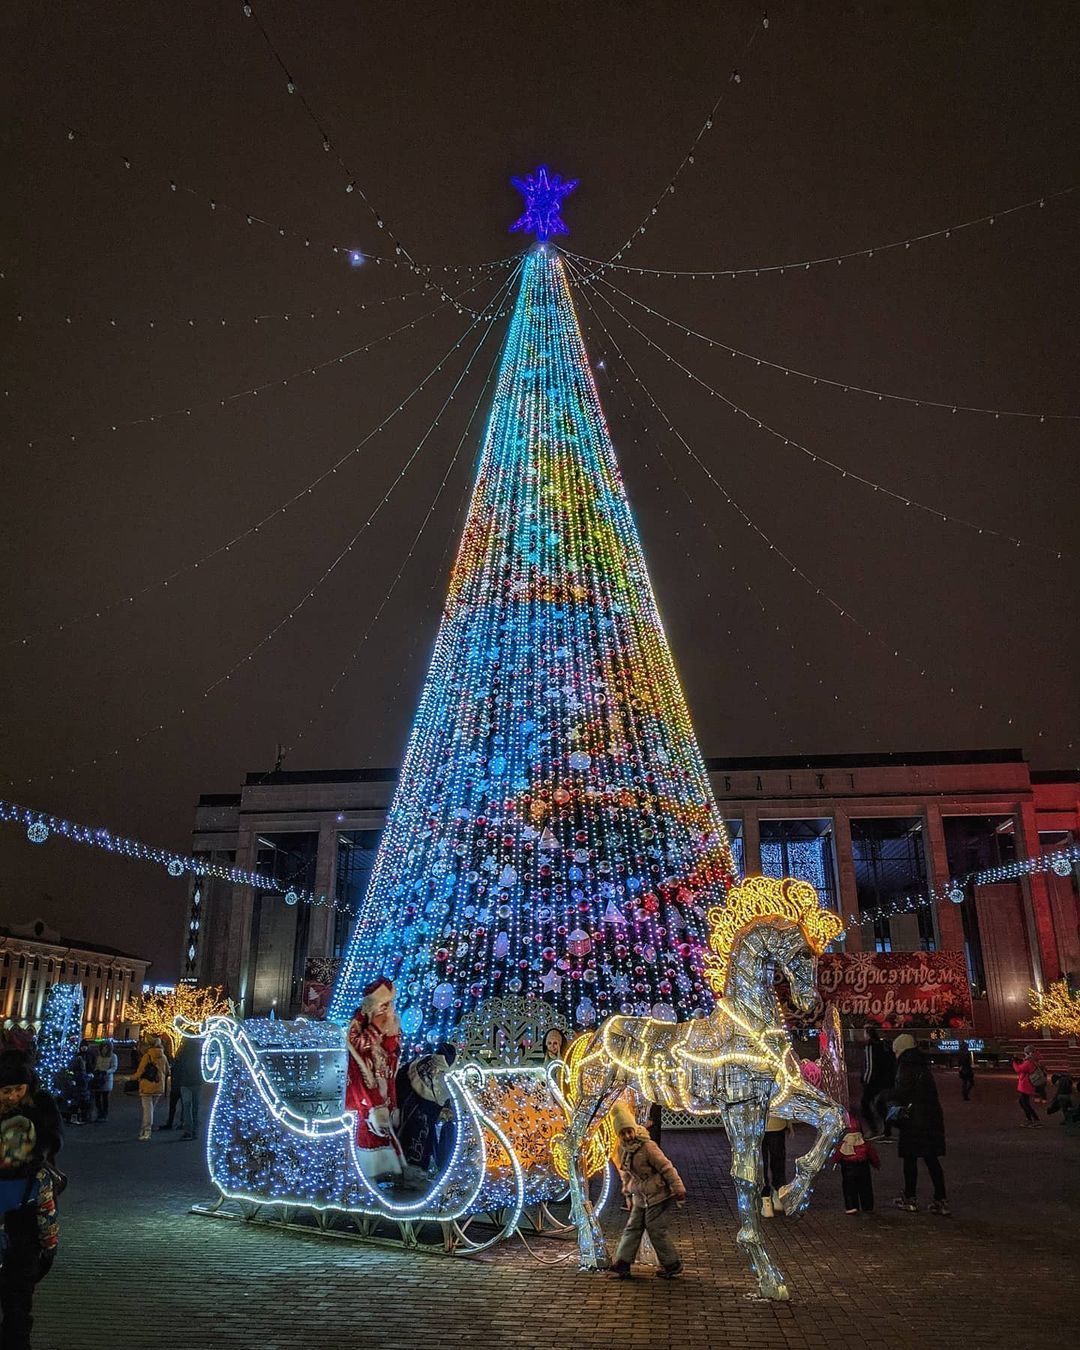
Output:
[32, 1071, 1078, 1350]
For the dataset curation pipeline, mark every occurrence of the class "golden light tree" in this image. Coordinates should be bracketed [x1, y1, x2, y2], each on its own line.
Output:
[1022, 979, 1080, 1038]
[128, 985, 230, 1054]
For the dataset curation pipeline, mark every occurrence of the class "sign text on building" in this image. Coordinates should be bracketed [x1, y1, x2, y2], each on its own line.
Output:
[817, 950, 972, 1029]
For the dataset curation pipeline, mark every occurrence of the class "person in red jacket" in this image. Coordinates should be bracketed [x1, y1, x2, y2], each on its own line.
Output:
[1011, 1046, 1043, 1127]
[834, 1107, 880, 1214]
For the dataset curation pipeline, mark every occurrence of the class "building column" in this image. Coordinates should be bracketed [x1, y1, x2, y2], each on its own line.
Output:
[924, 805, 966, 953]
[741, 806, 761, 876]
[1018, 801, 1060, 986]
[226, 828, 260, 1015]
[306, 822, 340, 959]
[831, 810, 863, 953]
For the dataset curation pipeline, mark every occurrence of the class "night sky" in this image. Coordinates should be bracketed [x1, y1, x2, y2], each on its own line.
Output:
[3, 1, 1078, 981]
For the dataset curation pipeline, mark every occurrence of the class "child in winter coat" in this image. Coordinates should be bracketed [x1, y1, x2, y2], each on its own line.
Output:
[833, 1107, 880, 1213]
[608, 1100, 686, 1280]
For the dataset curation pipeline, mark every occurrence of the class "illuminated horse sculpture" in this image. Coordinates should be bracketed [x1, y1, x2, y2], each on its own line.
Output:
[555, 876, 846, 1301]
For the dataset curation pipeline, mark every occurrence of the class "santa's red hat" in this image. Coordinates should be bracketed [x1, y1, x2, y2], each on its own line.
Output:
[361, 978, 395, 1013]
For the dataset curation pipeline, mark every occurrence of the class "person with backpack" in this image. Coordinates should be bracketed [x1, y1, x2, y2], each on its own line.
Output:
[133, 1037, 170, 1141]
[607, 1100, 687, 1280]
[0, 1050, 62, 1350]
[879, 1033, 949, 1215]
[1012, 1046, 1044, 1127]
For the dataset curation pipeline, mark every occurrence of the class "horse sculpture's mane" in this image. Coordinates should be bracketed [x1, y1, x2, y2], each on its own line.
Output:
[704, 875, 845, 995]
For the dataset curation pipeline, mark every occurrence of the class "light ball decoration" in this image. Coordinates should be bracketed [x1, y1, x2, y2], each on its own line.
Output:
[947, 885, 965, 905]
[284, 889, 299, 906]
[166, 858, 185, 878]
[26, 820, 49, 845]
[1051, 855, 1073, 878]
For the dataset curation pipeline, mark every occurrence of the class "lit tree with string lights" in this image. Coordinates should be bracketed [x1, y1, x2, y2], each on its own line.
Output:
[128, 984, 230, 1054]
[1023, 979, 1080, 1039]
[331, 169, 739, 1047]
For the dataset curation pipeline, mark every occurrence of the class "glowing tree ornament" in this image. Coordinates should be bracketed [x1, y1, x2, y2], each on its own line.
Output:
[332, 173, 738, 1044]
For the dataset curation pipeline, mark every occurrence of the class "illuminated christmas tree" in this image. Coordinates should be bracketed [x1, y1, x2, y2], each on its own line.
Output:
[331, 171, 737, 1047]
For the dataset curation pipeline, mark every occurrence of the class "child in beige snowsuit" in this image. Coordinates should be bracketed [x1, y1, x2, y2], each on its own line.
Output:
[608, 1100, 686, 1279]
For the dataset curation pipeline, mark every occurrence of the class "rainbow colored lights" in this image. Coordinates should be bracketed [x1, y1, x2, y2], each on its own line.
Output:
[331, 245, 737, 1046]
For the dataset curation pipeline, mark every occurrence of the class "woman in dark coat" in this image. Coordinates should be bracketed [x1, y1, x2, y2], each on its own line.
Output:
[878, 1034, 948, 1215]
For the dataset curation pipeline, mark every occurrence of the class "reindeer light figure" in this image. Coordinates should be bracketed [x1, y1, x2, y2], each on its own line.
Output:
[554, 876, 846, 1301]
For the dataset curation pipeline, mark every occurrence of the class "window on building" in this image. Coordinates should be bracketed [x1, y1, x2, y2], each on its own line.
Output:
[725, 820, 744, 878]
[760, 818, 838, 911]
[851, 817, 933, 952]
[943, 815, 1019, 998]
[335, 830, 382, 957]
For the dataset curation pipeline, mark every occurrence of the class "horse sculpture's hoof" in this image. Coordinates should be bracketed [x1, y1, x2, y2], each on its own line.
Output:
[760, 1274, 790, 1301]
[777, 1182, 807, 1217]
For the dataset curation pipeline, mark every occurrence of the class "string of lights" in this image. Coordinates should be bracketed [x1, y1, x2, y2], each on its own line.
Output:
[603, 10, 769, 260]
[22, 272, 509, 449]
[7, 271, 519, 789]
[591, 271, 1080, 424]
[0, 796, 356, 916]
[583, 272, 1072, 559]
[287, 336, 509, 758]
[4, 280, 512, 652]
[851, 840, 1080, 928]
[28, 116, 513, 276]
[240, 0, 512, 323]
[241, 1, 421, 268]
[594, 356, 878, 742]
[565, 257, 1072, 752]
[10, 277, 514, 333]
[565, 181, 1080, 279]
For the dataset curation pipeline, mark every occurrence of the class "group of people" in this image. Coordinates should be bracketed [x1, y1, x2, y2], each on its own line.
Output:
[1011, 1045, 1078, 1127]
[55, 1040, 118, 1126]
[132, 1033, 204, 1141]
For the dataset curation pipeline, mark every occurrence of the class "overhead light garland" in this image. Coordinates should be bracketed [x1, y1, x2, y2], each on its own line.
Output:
[27, 116, 509, 277]
[596, 360, 876, 742]
[567, 181, 1080, 280]
[0, 796, 357, 917]
[11, 270, 513, 334]
[20, 272, 511, 449]
[565, 260, 1073, 752]
[590, 270, 1080, 425]
[10, 268, 519, 790]
[581, 270, 1073, 558]
[3, 277, 515, 654]
[602, 10, 769, 261]
[851, 840, 1080, 928]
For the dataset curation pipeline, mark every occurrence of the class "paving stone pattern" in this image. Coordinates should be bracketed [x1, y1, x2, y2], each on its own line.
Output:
[34, 1072, 1078, 1349]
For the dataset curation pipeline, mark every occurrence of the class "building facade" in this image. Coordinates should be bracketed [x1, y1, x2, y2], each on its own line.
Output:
[186, 749, 1080, 1039]
[0, 919, 150, 1039]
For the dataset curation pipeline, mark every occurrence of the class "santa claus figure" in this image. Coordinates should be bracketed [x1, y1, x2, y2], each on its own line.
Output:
[345, 978, 403, 1181]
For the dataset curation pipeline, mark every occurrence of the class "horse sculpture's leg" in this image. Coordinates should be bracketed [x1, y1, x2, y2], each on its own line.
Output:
[777, 1084, 846, 1217]
[721, 1098, 789, 1301]
[563, 1069, 622, 1272]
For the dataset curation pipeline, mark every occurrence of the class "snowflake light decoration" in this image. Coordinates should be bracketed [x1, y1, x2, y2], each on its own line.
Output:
[510, 166, 578, 241]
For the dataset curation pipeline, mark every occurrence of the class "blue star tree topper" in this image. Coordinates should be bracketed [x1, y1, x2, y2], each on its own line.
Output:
[510, 165, 578, 241]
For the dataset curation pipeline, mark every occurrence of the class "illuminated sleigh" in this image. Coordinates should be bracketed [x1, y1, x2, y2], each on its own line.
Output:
[192, 998, 615, 1253]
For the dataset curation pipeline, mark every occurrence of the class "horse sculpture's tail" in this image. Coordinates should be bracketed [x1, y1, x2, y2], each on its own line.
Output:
[549, 1032, 616, 1180]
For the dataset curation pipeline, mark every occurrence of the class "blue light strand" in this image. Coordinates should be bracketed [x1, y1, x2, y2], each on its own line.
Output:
[0, 796, 354, 917]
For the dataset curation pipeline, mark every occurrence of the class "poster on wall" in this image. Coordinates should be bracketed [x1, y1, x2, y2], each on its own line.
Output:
[301, 957, 341, 1019]
[817, 950, 973, 1029]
